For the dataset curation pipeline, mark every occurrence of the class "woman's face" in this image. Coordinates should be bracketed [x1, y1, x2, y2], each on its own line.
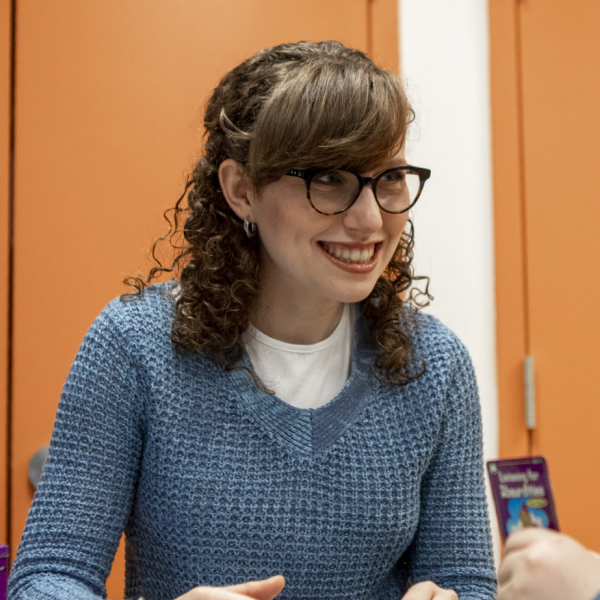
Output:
[250, 152, 410, 306]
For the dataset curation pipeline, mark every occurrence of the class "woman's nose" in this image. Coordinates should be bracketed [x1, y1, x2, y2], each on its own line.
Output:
[342, 184, 383, 232]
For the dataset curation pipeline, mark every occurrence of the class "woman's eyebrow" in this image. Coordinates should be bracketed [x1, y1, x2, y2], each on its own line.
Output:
[380, 159, 408, 169]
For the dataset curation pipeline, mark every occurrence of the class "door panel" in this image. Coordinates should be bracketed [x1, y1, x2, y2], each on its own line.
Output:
[491, 0, 600, 551]
[371, 0, 399, 70]
[519, 0, 600, 550]
[0, 0, 10, 548]
[489, 0, 529, 461]
[11, 1, 395, 597]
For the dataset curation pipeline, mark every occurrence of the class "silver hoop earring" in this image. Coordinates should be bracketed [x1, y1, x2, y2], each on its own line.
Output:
[243, 218, 257, 238]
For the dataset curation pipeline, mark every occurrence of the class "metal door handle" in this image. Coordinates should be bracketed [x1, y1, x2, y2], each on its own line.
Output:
[28, 446, 50, 489]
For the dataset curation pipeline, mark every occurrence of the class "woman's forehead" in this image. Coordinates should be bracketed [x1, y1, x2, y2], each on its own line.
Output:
[379, 149, 407, 167]
[340, 148, 408, 173]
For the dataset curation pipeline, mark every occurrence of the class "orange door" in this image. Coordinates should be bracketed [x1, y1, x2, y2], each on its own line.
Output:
[9, 1, 398, 597]
[520, 0, 600, 550]
[491, 0, 600, 551]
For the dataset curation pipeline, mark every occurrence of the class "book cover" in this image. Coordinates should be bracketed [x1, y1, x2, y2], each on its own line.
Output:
[487, 456, 559, 541]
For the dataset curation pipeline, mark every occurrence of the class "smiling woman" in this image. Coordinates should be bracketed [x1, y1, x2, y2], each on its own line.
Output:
[130, 41, 430, 385]
[8, 41, 497, 600]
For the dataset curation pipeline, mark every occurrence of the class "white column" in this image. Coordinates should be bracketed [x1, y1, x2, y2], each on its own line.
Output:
[399, 0, 500, 564]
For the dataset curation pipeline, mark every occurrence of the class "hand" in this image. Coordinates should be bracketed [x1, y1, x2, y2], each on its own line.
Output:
[498, 528, 600, 600]
[174, 575, 285, 600]
[401, 581, 458, 599]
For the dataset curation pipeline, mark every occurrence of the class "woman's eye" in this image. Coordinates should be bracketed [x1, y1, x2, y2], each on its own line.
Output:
[381, 170, 405, 183]
[314, 171, 343, 185]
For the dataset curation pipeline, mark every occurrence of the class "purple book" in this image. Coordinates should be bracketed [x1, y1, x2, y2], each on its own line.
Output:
[487, 456, 559, 541]
[0, 544, 8, 600]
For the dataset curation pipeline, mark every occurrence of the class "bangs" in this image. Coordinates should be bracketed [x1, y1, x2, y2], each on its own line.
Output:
[246, 57, 412, 185]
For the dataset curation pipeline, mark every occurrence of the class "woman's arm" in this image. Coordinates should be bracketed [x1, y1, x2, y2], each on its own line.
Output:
[8, 301, 144, 600]
[406, 337, 497, 600]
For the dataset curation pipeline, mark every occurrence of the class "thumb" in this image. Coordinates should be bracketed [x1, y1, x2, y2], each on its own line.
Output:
[224, 575, 286, 600]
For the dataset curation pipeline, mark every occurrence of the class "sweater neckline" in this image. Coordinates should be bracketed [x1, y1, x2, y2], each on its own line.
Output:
[228, 308, 379, 459]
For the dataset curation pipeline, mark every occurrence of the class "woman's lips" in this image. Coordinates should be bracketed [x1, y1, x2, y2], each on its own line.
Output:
[318, 242, 382, 274]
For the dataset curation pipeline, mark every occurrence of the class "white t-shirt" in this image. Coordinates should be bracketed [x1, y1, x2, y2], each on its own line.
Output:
[243, 303, 356, 409]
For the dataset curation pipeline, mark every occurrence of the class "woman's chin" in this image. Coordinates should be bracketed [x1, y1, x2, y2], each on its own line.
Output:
[327, 281, 379, 305]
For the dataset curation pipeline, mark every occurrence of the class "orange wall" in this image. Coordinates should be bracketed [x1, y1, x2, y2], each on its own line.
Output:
[371, 0, 399, 71]
[0, 0, 11, 547]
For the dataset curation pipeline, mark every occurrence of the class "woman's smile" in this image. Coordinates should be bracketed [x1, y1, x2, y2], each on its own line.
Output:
[318, 241, 382, 273]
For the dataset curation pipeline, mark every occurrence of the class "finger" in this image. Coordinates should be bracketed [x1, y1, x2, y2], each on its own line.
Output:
[186, 589, 264, 600]
[400, 581, 434, 600]
[504, 527, 558, 555]
[496, 581, 513, 600]
[504, 528, 540, 552]
[497, 547, 526, 585]
[225, 575, 286, 600]
[401, 581, 457, 600]
[401, 588, 457, 599]
[400, 586, 434, 600]
[435, 590, 458, 600]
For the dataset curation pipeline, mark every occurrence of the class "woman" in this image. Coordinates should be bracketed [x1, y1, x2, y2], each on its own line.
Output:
[9, 41, 496, 600]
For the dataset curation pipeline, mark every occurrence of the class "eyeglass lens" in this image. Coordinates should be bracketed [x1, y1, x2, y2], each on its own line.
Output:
[308, 169, 421, 214]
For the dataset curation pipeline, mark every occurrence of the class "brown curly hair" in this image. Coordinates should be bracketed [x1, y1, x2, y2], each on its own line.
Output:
[125, 40, 431, 386]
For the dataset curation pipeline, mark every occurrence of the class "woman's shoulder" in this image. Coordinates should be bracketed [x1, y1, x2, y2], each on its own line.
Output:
[406, 309, 472, 369]
[105, 280, 176, 320]
[398, 311, 479, 408]
[91, 280, 177, 348]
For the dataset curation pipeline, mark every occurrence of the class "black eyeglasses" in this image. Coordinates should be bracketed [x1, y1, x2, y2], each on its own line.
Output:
[287, 165, 431, 215]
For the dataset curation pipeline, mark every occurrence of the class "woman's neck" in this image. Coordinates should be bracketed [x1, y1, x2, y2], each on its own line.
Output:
[250, 287, 345, 345]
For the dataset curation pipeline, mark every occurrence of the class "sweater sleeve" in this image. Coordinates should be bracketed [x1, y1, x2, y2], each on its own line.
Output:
[408, 339, 497, 599]
[8, 302, 144, 600]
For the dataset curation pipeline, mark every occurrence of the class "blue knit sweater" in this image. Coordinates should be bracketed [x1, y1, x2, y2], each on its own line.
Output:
[9, 283, 497, 600]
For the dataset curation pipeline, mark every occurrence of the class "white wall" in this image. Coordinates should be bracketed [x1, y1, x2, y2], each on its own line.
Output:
[399, 0, 500, 563]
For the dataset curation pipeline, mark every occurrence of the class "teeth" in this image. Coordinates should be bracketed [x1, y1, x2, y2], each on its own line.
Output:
[323, 243, 376, 264]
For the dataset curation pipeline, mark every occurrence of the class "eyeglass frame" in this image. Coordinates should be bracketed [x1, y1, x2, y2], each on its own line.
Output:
[286, 165, 432, 215]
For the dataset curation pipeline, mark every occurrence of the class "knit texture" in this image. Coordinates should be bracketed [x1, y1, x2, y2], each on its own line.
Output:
[9, 282, 497, 600]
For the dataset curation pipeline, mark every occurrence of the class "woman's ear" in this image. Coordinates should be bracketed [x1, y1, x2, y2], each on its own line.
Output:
[218, 159, 254, 221]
